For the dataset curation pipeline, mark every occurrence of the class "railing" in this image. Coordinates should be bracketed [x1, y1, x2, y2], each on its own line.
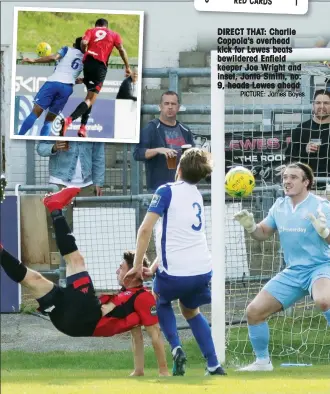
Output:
[5, 182, 329, 331]
[15, 66, 327, 195]
[16, 54, 139, 68]
[141, 66, 317, 132]
[5, 183, 282, 282]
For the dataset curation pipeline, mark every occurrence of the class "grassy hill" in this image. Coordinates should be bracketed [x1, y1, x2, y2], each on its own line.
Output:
[17, 11, 141, 58]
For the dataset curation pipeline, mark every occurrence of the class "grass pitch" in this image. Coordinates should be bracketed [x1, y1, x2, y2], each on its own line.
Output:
[16, 11, 140, 57]
[2, 366, 329, 394]
[2, 339, 329, 394]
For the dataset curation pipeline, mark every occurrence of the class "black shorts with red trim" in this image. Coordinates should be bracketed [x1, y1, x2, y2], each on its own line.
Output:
[38, 271, 102, 337]
[83, 55, 107, 93]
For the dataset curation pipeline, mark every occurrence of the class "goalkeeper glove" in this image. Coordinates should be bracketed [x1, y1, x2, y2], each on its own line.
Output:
[234, 210, 257, 234]
[307, 208, 330, 239]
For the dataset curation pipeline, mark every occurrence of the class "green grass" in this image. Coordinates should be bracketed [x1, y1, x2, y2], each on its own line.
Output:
[2, 368, 330, 394]
[2, 348, 329, 394]
[2, 317, 329, 393]
[17, 10, 140, 58]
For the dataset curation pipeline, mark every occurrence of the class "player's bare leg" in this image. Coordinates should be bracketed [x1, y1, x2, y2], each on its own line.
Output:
[312, 278, 330, 325]
[60, 91, 98, 137]
[20, 269, 54, 299]
[180, 302, 226, 376]
[18, 104, 44, 136]
[0, 244, 54, 300]
[63, 250, 86, 277]
[236, 290, 282, 372]
[130, 326, 145, 376]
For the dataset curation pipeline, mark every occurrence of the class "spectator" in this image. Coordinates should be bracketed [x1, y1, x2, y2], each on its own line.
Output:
[133, 91, 195, 193]
[285, 90, 330, 189]
[37, 141, 105, 196]
[116, 67, 138, 101]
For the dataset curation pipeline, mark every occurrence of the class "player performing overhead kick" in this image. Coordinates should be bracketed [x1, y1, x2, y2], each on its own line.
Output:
[0, 188, 168, 377]
[60, 18, 131, 138]
[234, 162, 330, 372]
[18, 37, 84, 137]
[124, 148, 227, 377]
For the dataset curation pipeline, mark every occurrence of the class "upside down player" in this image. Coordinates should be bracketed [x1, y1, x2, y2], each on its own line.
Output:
[125, 148, 226, 376]
[0, 188, 168, 377]
[60, 18, 131, 138]
[234, 162, 330, 372]
[18, 37, 83, 137]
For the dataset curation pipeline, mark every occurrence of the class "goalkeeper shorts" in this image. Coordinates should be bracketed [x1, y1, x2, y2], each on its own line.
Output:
[263, 263, 330, 310]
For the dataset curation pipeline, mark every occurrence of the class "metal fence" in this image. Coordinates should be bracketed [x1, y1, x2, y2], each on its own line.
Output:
[16, 54, 139, 69]
[8, 185, 280, 326]
[5, 61, 330, 361]
[10, 182, 328, 325]
[19, 64, 329, 195]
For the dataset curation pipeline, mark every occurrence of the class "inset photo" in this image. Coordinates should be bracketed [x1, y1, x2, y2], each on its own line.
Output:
[10, 6, 144, 142]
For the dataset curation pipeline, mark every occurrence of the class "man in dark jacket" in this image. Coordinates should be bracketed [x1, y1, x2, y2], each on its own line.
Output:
[133, 91, 195, 192]
[285, 90, 330, 189]
[116, 67, 138, 101]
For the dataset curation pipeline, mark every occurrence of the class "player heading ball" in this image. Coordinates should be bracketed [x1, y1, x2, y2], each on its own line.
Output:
[60, 18, 131, 138]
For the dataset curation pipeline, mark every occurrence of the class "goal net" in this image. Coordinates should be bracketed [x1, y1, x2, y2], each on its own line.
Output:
[65, 49, 329, 366]
[211, 49, 330, 365]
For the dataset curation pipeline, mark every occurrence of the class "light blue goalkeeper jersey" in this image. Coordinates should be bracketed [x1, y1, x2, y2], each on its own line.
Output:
[263, 193, 330, 268]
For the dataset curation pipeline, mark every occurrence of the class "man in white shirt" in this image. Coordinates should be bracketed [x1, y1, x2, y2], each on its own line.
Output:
[18, 38, 83, 137]
[125, 148, 226, 377]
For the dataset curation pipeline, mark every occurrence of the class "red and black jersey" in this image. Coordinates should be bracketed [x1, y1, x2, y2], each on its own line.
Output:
[82, 27, 122, 66]
[92, 286, 158, 337]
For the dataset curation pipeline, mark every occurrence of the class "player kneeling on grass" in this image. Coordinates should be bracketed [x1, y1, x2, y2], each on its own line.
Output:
[234, 162, 330, 372]
[0, 187, 168, 377]
[125, 148, 226, 377]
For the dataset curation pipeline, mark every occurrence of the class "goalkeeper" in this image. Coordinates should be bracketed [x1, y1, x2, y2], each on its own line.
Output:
[234, 162, 330, 372]
[0, 187, 168, 377]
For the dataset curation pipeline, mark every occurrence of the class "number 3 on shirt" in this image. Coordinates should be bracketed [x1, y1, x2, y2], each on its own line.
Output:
[94, 30, 107, 42]
[192, 202, 202, 231]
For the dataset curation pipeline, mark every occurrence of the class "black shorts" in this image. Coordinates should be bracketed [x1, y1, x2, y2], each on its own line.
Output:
[83, 55, 107, 93]
[38, 272, 102, 337]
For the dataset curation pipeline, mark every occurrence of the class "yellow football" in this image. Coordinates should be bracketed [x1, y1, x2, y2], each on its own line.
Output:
[225, 166, 255, 198]
[36, 42, 52, 57]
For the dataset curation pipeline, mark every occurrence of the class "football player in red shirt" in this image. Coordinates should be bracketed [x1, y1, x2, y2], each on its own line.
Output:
[60, 18, 132, 138]
[0, 187, 168, 377]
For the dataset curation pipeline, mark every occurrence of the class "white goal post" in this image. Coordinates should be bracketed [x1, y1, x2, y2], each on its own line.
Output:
[211, 48, 330, 364]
